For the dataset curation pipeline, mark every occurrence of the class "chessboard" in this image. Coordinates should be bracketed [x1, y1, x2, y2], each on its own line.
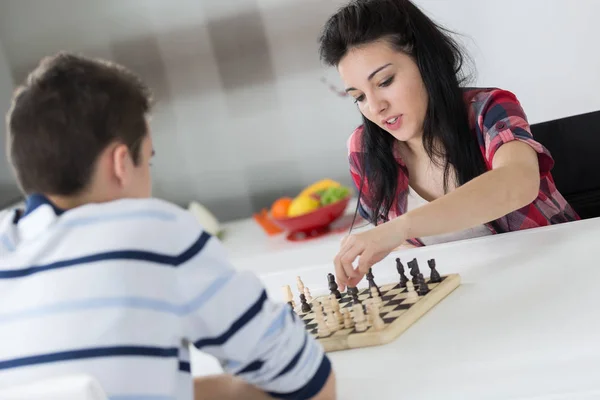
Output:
[283, 257, 460, 352]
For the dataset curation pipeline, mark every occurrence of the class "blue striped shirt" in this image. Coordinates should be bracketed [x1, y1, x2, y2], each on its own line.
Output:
[0, 195, 330, 399]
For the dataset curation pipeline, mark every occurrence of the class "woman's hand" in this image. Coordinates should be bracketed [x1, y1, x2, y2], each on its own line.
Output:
[334, 217, 408, 291]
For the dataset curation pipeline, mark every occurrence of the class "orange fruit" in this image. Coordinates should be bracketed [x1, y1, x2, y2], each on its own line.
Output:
[271, 197, 293, 218]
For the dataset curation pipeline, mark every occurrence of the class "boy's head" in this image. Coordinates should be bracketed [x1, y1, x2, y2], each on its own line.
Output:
[5, 52, 154, 206]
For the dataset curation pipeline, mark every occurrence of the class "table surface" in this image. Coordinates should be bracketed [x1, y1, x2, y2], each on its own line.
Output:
[192, 208, 600, 399]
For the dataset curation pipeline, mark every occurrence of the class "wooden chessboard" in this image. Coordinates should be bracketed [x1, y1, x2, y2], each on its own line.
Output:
[296, 274, 460, 352]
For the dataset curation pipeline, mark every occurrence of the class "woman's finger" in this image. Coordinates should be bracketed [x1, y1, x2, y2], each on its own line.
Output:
[339, 243, 363, 281]
[333, 252, 349, 292]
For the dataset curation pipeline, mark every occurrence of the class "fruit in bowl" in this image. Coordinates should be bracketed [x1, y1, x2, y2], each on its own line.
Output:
[270, 179, 352, 233]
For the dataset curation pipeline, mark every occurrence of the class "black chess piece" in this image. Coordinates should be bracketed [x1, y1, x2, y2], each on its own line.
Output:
[407, 258, 420, 284]
[300, 294, 312, 313]
[396, 258, 409, 288]
[366, 268, 382, 297]
[347, 286, 360, 304]
[327, 273, 342, 299]
[427, 259, 442, 283]
[417, 273, 430, 295]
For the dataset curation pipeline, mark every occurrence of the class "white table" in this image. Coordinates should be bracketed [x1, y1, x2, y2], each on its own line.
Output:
[192, 212, 600, 399]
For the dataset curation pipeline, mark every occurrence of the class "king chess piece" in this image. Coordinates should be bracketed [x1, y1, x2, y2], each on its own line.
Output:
[327, 273, 342, 299]
[427, 259, 442, 283]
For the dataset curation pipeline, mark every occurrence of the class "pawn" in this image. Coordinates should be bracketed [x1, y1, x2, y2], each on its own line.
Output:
[304, 287, 313, 303]
[352, 304, 368, 332]
[427, 259, 442, 283]
[329, 295, 344, 324]
[370, 286, 383, 307]
[396, 258, 409, 288]
[314, 305, 331, 337]
[343, 309, 354, 329]
[406, 281, 419, 299]
[300, 293, 312, 313]
[369, 303, 385, 331]
[417, 273, 430, 296]
[327, 273, 342, 299]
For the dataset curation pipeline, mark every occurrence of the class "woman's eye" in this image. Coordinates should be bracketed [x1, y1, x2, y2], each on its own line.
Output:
[379, 76, 394, 87]
[353, 94, 365, 103]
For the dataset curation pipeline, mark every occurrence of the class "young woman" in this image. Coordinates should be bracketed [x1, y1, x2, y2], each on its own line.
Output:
[319, 0, 579, 290]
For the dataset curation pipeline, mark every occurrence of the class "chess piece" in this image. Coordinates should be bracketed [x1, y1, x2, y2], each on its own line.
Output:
[329, 295, 344, 325]
[304, 287, 313, 303]
[396, 258, 409, 288]
[343, 309, 354, 329]
[348, 287, 360, 304]
[327, 273, 342, 299]
[281, 285, 296, 309]
[322, 299, 339, 332]
[369, 302, 385, 331]
[296, 276, 305, 293]
[406, 281, 418, 299]
[300, 293, 312, 313]
[407, 258, 420, 285]
[427, 259, 442, 283]
[417, 273, 430, 296]
[366, 268, 382, 297]
[314, 304, 331, 337]
[352, 304, 368, 332]
[370, 286, 383, 307]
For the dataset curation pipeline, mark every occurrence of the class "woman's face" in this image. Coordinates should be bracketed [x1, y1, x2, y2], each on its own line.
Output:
[338, 40, 429, 144]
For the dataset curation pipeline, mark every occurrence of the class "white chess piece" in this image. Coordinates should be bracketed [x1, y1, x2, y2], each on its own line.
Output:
[369, 302, 385, 331]
[352, 304, 367, 332]
[370, 287, 383, 307]
[296, 276, 305, 294]
[314, 304, 331, 337]
[281, 285, 296, 308]
[343, 309, 354, 329]
[304, 287, 313, 302]
[329, 295, 344, 325]
[406, 281, 418, 299]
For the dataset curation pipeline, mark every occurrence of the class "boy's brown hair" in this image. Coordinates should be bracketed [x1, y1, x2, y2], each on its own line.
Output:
[5, 52, 152, 196]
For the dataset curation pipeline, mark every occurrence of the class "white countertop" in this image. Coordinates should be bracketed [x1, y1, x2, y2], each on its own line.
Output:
[192, 209, 600, 399]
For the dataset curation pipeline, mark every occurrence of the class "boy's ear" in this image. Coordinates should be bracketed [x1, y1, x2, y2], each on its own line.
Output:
[111, 143, 133, 188]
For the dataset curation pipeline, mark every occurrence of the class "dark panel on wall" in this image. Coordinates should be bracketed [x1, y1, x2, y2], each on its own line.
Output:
[531, 110, 600, 219]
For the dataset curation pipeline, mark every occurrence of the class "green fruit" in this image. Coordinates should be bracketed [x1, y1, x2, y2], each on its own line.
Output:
[320, 186, 350, 205]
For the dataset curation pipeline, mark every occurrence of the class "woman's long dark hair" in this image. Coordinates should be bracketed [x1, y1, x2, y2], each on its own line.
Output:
[319, 0, 487, 226]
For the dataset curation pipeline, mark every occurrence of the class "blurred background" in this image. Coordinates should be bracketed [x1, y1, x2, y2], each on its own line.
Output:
[0, 0, 599, 222]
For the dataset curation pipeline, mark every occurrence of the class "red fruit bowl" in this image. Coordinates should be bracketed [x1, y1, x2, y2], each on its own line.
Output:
[271, 195, 352, 240]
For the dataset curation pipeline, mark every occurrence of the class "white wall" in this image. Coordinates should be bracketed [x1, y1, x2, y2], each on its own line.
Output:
[0, 0, 597, 220]
[0, 40, 15, 184]
[416, 0, 600, 124]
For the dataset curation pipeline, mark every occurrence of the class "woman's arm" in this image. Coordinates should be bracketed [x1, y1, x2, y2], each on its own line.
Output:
[334, 140, 540, 290]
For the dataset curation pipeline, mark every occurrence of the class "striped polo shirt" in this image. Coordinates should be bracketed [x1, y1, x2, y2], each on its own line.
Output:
[0, 195, 330, 399]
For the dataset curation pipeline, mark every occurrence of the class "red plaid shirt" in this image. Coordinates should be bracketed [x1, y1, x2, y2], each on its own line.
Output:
[348, 87, 580, 246]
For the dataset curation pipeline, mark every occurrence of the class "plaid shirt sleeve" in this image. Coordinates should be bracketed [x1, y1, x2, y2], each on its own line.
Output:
[476, 89, 554, 174]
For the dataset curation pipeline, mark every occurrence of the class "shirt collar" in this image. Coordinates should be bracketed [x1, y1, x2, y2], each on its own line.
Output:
[23, 194, 65, 218]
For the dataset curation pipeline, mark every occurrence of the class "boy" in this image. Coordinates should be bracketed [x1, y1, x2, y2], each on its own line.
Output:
[0, 53, 336, 400]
